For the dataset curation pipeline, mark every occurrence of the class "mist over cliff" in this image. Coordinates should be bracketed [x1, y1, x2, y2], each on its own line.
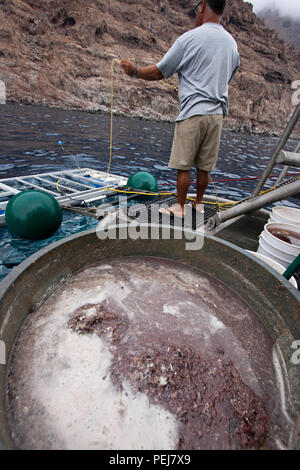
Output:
[0, 0, 299, 135]
[244, 0, 300, 20]
[258, 7, 300, 51]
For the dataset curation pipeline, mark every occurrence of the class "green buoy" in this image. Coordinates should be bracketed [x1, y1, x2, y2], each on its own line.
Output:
[5, 190, 63, 240]
[126, 171, 158, 194]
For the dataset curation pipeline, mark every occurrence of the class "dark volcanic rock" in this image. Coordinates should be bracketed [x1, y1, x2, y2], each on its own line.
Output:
[0, 0, 299, 135]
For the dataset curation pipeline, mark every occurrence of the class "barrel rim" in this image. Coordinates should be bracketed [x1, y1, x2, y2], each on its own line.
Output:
[0, 227, 299, 449]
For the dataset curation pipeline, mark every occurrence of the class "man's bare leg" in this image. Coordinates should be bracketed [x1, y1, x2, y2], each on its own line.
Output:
[160, 169, 190, 217]
[169, 169, 190, 217]
[193, 169, 208, 210]
[177, 169, 191, 207]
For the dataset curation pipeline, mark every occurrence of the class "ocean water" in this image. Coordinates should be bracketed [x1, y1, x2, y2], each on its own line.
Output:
[0, 102, 299, 280]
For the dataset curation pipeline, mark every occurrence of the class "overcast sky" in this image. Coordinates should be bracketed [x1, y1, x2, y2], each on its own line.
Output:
[243, 0, 300, 18]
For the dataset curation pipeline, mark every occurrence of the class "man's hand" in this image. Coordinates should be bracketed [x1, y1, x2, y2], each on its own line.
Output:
[121, 60, 164, 81]
[121, 60, 136, 77]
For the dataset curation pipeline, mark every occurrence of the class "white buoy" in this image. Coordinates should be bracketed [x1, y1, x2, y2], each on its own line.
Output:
[0, 81, 6, 105]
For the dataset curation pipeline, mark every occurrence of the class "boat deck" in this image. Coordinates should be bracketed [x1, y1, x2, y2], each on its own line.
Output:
[0, 169, 298, 289]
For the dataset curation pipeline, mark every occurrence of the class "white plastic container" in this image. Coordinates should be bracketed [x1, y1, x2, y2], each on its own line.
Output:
[247, 250, 297, 288]
[268, 206, 300, 226]
[257, 222, 300, 268]
[257, 235, 294, 268]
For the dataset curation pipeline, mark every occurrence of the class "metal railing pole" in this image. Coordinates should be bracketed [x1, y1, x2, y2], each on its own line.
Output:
[275, 141, 300, 185]
[208, 179, 300, 228]
[251, 103, 300, 198]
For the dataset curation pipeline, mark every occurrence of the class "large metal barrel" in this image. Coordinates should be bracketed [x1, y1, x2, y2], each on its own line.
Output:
[0, 227, 299, 449]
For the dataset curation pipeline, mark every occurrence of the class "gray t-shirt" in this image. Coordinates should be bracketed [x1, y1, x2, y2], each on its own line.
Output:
[157, 23, 240, 121]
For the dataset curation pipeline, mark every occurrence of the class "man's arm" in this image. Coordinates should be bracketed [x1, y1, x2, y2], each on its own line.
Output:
[121, 60, 164, 81]
[121, 36, 183, 81]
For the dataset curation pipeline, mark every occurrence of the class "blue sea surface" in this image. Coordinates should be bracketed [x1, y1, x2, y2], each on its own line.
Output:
[0, 102, 299, 280]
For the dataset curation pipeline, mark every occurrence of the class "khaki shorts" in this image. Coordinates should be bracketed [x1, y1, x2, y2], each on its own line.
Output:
[168, 114, 223, 171]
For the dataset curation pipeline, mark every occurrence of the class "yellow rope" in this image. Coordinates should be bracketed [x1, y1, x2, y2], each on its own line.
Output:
[103, 187, 172, 196]
[205, 174, 288, 210]
[107, 59, 177, 177]
[161, 80, 178, 91]
[98, 186, 197, 201]
[108, 58, 121, 177]
[208, 174, 222, 209]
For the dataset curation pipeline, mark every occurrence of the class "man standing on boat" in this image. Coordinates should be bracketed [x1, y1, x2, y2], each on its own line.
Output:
[121, 0, 240, 217]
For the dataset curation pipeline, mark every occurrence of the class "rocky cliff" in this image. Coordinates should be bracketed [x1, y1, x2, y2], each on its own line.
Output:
[0, 0, 299, 135]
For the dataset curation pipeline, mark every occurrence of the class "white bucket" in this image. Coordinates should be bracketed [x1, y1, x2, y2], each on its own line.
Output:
[257, 235, 294, 268]
[257, 222, 300, 268]
[268, 206, 300, 226]
[264, 223, 300, 255]
[247, 250, 298, 288]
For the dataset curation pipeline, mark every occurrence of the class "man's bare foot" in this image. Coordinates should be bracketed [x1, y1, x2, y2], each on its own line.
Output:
[159, 203, 185, 218]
